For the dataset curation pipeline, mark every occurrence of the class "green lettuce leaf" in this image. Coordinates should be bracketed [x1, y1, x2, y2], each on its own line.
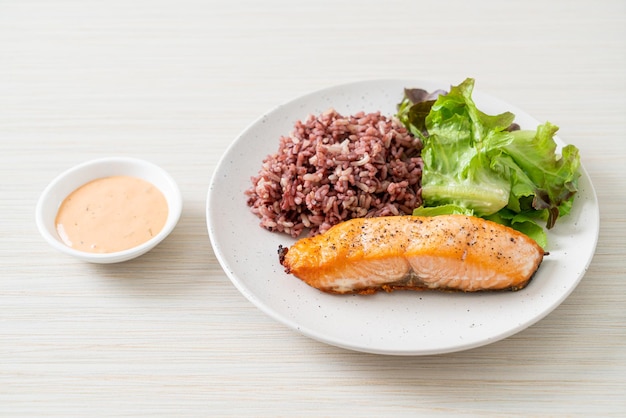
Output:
[412, 204, 474, 217]
[397, 88, 443, 138]
[397, 77, 581, 247]
[484, 209, 547, 249]
[420, 78, 515, 216]
[503, 122, 580, 229]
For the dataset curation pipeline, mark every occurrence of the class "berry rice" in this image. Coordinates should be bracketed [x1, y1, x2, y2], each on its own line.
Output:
[246, 108, 423, 238]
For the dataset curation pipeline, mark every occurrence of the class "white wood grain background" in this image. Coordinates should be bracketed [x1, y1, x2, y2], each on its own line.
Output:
[1, 0, 625, 416]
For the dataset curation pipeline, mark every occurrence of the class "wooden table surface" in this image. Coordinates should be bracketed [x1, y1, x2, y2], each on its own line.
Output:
[1, 0, 625, 416]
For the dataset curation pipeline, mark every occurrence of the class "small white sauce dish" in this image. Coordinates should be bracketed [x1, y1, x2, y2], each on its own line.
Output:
[36, 157, 183, 263]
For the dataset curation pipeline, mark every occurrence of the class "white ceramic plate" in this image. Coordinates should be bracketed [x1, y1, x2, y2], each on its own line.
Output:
[206, 80, 599, 355]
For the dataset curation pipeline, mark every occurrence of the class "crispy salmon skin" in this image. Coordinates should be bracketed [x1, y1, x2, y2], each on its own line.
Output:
[278, 215, 544, 294]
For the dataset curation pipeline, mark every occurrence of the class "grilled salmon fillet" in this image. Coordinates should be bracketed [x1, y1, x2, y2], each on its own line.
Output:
[278, 215, 544, 294]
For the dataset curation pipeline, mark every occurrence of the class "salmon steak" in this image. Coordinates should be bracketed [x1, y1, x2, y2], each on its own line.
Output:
[278, 215, 545, 294]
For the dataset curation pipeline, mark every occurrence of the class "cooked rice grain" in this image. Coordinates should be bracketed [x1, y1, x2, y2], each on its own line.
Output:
[246, 109, 423, 237]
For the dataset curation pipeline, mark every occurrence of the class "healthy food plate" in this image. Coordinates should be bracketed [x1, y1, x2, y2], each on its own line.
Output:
[206, 79, 599, 355]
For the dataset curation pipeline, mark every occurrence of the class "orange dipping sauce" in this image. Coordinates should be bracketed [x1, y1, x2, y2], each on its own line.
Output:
[55, 176, 169, 253]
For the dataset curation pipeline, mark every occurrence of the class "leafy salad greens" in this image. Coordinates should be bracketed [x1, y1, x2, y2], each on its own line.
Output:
[396, 78, 581, 248]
